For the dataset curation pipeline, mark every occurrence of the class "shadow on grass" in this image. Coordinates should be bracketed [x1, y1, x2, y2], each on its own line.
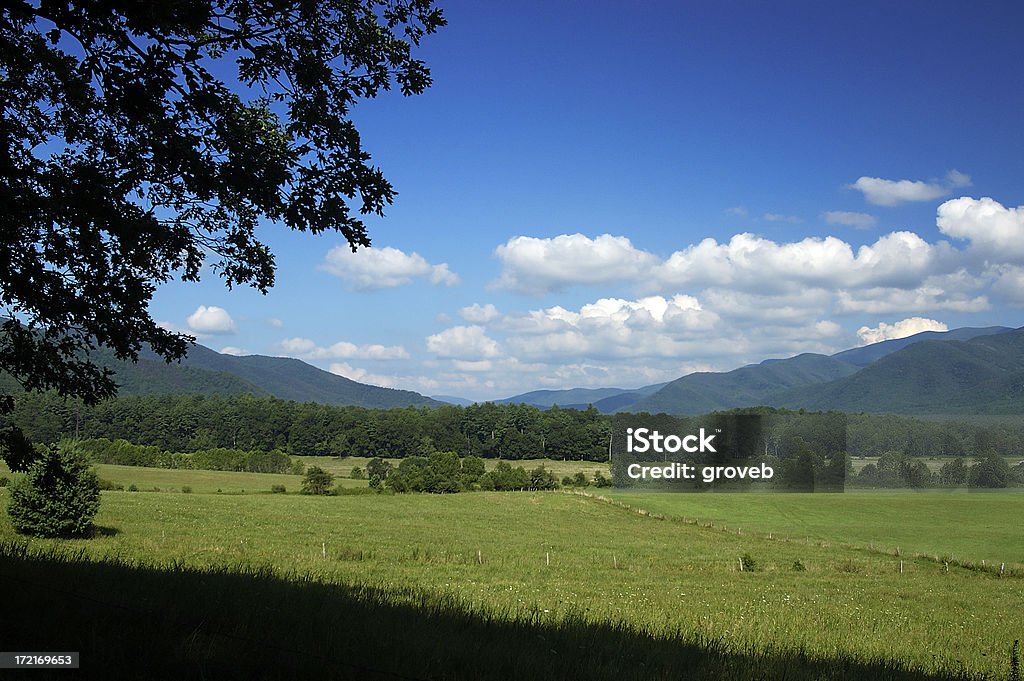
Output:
[89, 525, 120, 538]
[0, 542, 985, 681]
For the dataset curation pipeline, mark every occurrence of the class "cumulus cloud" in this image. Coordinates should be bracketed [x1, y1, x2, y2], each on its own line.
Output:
[459, 303, 500, 323]
[501, 295, 720, 360]
[857, 317, 948, 345]
[936, 196, 1024, 261]
[493, 233, 658, 295]
[426, 325, 501, 359]
[186, 305, 237, 334]
[651, 231, 944, 293]
[990, 265, 1024, 307]
[275, 337, 409, 360]
[328, 362, 401, 388]
[822, 211, 877, 229]
[725, 206, 748, 217]
[320, 245, 460, 290]
[848, 170, 971, 206]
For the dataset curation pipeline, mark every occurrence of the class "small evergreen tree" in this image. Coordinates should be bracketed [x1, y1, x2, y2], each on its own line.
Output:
[7, 444, 100, 538]
[300, 466, 335, 495]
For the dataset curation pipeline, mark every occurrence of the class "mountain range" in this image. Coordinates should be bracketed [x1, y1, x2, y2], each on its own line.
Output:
[7, 325, 1019, 416]
[109, 344, 443, 409]
[497, 325, 1020, 416]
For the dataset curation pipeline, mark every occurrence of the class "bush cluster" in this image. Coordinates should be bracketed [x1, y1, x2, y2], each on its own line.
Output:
[75, 438, 295, 474]
[377, 452, 562, 494]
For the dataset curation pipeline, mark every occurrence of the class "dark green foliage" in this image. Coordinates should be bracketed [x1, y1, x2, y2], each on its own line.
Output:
[592, 471, 612, 488]
[0, 1, 445, 413]
[300, 467, 334, 495]
[350, 467, 364, 480]
[939, 458, 968, 486]
[127, 484, 139, 492]
[969, 453, 1013, 488]
[0, 424, 37, 471]
[97, 478, 124, 491]
[181, 486, 193, 494]
[740, 553, 759, 572]
[76, 438, 293, 473]
[270, 484, 287, 494]
[530, 466, 559, 490]
[7, 444, 100, 537]
[0, 475, 7, 487]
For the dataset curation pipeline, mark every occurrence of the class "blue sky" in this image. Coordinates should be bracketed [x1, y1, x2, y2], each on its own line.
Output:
[151, 1, 1024, 400]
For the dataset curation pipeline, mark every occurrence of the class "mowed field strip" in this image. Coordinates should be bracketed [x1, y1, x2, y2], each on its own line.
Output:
[1, 476, 1021, 679]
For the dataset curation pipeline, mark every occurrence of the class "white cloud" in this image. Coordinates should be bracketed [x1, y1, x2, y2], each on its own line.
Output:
[822, 211, 877, 229]
[493, 233, 658, 295]
[459, 303, 500, 323]
[725, 206, 748, 217]
[219, 346, 249, 356]
[936, 196, 1024, 261]
[857, 317, 948, 345]
[329, 362, 399, 388]
[848, 170, 971, 206]
[836, 286, 989, 315]
[502, 295, 720, 360]
[320, 245, 460, 290]
[426, 325, 501, 359]
[762, 213, 802, 224]
[186, 305, 237, 334]
[651, 231, 944, 292]
[275, 337, 409, 360]
[268, 318, 284, 328]
[990, 265, 1024, 307]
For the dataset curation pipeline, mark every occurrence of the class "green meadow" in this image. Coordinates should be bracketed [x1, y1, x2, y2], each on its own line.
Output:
[1, 469, 1021, 680]
[607, 489, 1024, 566]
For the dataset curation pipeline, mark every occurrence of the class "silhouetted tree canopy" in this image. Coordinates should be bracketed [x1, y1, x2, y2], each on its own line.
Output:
[0, 0, 445, 434]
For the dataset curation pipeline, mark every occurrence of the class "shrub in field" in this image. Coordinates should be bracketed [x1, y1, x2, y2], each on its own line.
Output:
[592, 471, 612, 488]
[969, 453, 1013, 488]
[271, 484, 287, 494]
[127, 484, 139, 492]
[181, 486, 193, 494]
[97, 478, 124, 491]
[350, 466, 365, 479]
[561, 475, 574, 487]
[739, 552, 759, 572]
[301, 466, 335, 495]
[7, 444, 100, 538]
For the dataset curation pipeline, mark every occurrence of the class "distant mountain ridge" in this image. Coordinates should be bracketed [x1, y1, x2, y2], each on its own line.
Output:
[767, 328, 1024, 414]
[115, 343, 443, 409]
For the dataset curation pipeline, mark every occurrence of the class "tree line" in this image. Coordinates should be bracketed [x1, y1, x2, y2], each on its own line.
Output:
[3, 392, 1023, 464]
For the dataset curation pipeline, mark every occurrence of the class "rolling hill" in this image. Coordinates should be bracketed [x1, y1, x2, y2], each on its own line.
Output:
[768, 327, 1024, 414]
[622, 326, 1020, 416]
[113, 343, 443, 409]
[628, 353, 859, 415]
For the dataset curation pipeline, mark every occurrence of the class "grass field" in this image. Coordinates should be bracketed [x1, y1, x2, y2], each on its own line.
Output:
[1, 474, 1021, 680]
[607, 490, 1024, 566]
[1, 456, 607, 495]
